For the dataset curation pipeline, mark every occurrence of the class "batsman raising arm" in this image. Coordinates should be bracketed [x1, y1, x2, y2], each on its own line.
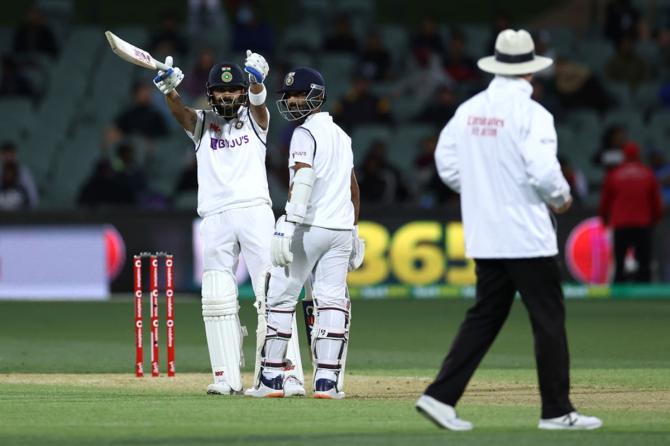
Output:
[152, 51, 305, 396]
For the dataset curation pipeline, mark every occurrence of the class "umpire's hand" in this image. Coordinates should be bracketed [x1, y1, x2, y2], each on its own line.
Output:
[551, 197, 573, 214]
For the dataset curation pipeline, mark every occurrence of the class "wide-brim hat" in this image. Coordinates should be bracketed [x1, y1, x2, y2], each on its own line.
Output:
[477, 29, 553, 75]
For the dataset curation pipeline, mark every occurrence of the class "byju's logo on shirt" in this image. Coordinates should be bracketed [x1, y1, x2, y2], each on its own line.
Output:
[210, 135, 250, 150]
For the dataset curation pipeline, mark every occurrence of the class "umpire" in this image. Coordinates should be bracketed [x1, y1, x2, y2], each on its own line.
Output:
[416, 30, 602, 431]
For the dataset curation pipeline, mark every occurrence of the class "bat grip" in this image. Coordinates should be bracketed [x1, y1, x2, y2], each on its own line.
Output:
[155, 60, 171, 71]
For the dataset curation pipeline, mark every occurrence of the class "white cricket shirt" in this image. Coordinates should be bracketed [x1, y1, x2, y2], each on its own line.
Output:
[186, 106, 271, 217]
[289, 112, 354, 230]
[435, 76, 571, 258]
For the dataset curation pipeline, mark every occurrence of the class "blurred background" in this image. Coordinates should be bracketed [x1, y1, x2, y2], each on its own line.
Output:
[0, 0, 669, 300]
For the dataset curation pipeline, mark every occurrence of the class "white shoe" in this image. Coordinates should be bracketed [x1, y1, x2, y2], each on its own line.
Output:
[313, 378, 345, 400]
[538, 411, 603, 430]
[284, 375, 305, 397]
[244, 374, 284, 398]
[416, 395, 473, 431]
[207, 382, 239, 395]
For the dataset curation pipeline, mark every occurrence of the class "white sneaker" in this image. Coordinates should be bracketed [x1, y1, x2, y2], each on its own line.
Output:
[538, 411, 603, 430]
[244, 374, 284, 398]
[313, 378, 345, 400]
[207, 382, 239, 395]
[416, 395, 473, 431]
[283, 375, 306, 397]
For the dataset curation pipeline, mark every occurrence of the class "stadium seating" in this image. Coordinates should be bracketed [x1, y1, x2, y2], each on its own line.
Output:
[351, 124, 392, 164]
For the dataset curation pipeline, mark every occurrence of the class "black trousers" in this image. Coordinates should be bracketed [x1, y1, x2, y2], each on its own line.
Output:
[424, 257, 575, 419]
[613, 227, 653, 283]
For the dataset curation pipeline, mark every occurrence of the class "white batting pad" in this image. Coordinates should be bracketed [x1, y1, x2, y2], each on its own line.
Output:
[202, 270, 244, 392]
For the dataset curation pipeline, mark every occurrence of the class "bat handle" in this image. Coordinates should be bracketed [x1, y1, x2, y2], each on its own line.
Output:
[155, 61, 171, 71]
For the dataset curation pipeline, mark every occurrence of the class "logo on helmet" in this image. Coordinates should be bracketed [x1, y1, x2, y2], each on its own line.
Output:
[285, 72, 295, 86]
[221, 66, 233, 83]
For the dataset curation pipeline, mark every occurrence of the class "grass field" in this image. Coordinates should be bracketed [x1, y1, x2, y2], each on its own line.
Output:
[1, 298, 669, 445]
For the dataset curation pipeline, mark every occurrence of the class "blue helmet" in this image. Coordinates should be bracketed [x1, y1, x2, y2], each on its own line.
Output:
[276, 67, 326, 121]
[206, 62, 248, 119]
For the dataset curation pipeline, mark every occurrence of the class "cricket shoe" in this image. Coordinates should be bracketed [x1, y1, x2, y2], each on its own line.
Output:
[244, 374, 284, 398]
[538, 411, 603, 430]
[284, 375, 305, 397]
[415, 395, 473, 431]
[313, 378, 345, 400]
[206, 381, 241, 395]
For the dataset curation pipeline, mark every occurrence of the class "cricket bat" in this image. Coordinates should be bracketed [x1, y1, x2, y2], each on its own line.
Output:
[104, 30, 170, 71]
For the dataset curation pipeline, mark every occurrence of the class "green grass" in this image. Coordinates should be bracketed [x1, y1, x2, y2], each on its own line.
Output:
[0, 299, 669, 445]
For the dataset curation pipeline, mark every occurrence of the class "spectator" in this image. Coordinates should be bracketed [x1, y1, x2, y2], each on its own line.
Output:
[114, 83, 169, 139]
[0, 161, 30, 211]
[12, 3, 59, 58]
[358, 32, 392, 81]
[531, 78, 562, 118]
[658, 28, 670, 74]
[78, 159, 135, 207]
[356, 140, 409, 204]
[649, 150, 670, 205]
[332, 73, 392, 131]
[0, 141, 38, 207]
[604, 0, 639, 43]
[323, 14, 359, 54]
[231, 1, 275, 57]
[485, 11, 512, 53]
[442, 29, 478, 82]
[411, 17, 446, 57]
[605, 35, 649, 89]
[113, 142, 147, 200]
[414, 134, 457, 206]
[552, 57, 613, 112]
[393, 48, 453, 107]
[599, 142, 663, 282]
[592, 124, 627, 168]
[182, 48, 215, 100]
[413, 85, 458, 128]
[149, 10, 189, 60]
[0, 56, 37, 101]
[188, 0, 228, 34]
[173, 153, 198, 195]
[558, 155, 589, 204]
[532, 30, 557, 80]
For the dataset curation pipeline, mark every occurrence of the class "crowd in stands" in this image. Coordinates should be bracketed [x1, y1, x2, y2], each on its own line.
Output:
[0, 0, 669, 213]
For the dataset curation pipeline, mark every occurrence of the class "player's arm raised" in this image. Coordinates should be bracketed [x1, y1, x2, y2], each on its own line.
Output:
[153, 56, 197, 134]
[243, 50, 269, 130]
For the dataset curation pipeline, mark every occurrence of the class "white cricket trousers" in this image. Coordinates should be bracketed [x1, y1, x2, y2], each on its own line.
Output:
[200, 204, 275, 291]
[267, 225, 352, 309]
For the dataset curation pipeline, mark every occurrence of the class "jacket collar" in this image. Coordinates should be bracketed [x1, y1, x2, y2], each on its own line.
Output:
[488, 75, 533, 97]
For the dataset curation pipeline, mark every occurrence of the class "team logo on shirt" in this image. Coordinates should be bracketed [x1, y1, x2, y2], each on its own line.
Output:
[209, 123, 221, 133]
[221, 66, 233, 83]
[285, 72, 295, 86]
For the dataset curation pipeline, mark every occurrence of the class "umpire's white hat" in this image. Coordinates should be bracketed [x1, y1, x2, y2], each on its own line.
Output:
[477, 29, 553, 75]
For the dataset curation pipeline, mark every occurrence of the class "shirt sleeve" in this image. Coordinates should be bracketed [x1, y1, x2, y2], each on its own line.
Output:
[520, 109, 571, 208]
[184, 110, 206, 145]
[288, 127, 316, 167]
[434, 115, 461, 193]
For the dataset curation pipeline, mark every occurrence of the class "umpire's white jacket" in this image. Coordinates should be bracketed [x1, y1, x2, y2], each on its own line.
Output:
[435, 76, 571, 258]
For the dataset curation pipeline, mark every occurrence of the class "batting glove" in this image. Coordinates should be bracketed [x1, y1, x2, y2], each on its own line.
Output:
[271, 215, 295, 267]
[153, 56, 184, 95]
[244, 50, 269, 84]
[348, 225, 365, 271]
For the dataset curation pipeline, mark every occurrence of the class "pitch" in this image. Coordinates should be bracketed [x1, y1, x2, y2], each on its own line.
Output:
[0, 299, 668, 445]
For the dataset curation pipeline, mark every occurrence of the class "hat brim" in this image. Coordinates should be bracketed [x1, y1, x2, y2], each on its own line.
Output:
[477, 55, 553, 75]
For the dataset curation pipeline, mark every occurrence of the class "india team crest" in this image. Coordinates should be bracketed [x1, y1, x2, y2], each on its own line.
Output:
[221, 66, 233, 83]
[285, 72, 295, 86]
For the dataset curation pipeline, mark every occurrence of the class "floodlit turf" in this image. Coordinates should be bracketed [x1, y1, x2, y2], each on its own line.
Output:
[0, 299, 669, 445]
